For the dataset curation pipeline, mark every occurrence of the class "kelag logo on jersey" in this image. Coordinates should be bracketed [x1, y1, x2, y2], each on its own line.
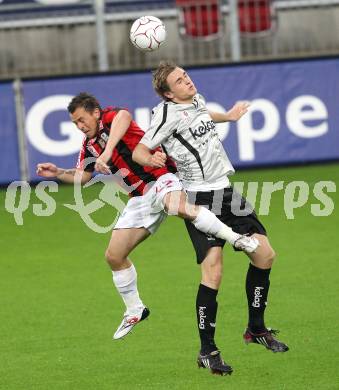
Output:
[189, 120, 216, 140]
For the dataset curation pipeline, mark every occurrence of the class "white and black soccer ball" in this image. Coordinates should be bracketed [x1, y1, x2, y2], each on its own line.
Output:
[130, 16, 166, 52]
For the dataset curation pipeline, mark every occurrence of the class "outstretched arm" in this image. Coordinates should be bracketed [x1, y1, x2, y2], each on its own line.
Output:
[132, 144, 166, 168]
[36, 162, 92, 184]
[94, 110, 132, 174]
[209, 101, 250, 123]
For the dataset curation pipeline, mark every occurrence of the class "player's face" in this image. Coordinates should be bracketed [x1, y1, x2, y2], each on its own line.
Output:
[70, 107, 100, 139]
[165, 67, 197, 103]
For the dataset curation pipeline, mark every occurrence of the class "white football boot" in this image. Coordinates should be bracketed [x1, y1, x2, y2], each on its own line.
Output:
[233, 235, 259, 253]
[113, 307, 150, 340]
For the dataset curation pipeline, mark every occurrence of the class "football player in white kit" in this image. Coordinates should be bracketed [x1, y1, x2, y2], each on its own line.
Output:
[133, 61, 288, 376]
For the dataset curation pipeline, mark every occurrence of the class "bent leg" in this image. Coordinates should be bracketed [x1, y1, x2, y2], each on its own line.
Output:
[163, 191, 245, 246]
[105, 227, 150, 271]
[106, 228, 150, 318]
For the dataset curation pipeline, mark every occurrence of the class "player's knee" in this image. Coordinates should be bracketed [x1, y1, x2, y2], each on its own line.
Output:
[269, 247, 276, 261]
[202, 266, 223, 288]
[163, 192, 179, 216]
[211, 271, 222, 287]
[177, 207, 191, 219]
[259, 247, 276, 268]
[268, 247, 276, 267]
[105, 248, 123, 267]
[163, 193, 196, 219]
[203, 273, 222, 288]
[163, 201, 177, 216]
[265, 245, 276, 262]
[165, 201, 190, 218]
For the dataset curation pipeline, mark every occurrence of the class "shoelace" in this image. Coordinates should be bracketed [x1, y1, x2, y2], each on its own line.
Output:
[122, 315, 139, 327]
[266, 328, 279, 336]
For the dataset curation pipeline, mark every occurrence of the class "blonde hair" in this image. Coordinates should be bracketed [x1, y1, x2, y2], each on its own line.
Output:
[152, 60, 177, 100]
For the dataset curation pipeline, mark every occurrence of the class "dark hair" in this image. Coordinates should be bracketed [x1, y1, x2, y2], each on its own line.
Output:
[152, 60, 178, 99]
[67, 92, 101, 114]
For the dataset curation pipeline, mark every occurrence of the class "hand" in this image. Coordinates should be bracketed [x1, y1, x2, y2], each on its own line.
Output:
[95, 151, 111, 174]
[226, 101, 250, 121]
[36, 162, 59, 178]
[148, 151, 166, 168]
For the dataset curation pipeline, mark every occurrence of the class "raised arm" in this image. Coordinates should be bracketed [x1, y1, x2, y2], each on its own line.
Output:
[209, 101, 250, 123]
[94, 109, 132, 174]
[132, 144, 166, 168]
[36, 162, 92, 184]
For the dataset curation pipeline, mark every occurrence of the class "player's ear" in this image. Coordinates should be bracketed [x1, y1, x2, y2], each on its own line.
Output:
[164, 91, 174, 100]
[93, 108, 101, 119]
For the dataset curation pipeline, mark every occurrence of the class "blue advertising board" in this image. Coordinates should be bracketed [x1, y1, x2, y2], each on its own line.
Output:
[22, 57, 339, 182]
[0, 83, 20, 184]
[193, 59, 339, 167]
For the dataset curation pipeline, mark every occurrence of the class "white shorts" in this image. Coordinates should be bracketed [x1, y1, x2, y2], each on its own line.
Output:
[114, 173, 183, 234]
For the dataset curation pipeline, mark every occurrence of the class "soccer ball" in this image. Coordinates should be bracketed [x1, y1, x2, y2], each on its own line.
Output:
[130, 16, 166, 52]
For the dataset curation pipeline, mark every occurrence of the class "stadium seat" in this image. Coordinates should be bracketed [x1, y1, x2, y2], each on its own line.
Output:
[175, 0, 221, 38]
[175, 0, 226, 62]
[238, 0, 276, 36]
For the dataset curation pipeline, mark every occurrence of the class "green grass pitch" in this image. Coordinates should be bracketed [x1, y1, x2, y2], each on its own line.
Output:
[1, 163, 338, 390]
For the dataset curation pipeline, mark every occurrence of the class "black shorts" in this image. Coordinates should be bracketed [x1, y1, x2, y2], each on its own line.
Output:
[185, 186, 267, 264]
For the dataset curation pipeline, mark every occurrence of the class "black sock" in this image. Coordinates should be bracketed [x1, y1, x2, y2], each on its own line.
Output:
[196, 284, 218, 354]
[246, 263, 271, 333]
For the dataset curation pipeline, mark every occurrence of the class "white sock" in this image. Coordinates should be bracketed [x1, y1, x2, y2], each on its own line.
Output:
[192, 206, 240, 245]
[112, 264, 144, 315]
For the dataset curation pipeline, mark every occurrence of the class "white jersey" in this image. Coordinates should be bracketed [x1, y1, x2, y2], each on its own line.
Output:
[140, 94, 234, 191]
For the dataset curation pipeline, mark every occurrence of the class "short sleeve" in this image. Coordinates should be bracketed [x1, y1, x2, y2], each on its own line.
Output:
[140, 103, 179, 149]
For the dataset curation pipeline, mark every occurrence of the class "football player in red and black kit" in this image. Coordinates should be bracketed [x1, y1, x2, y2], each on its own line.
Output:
[37, 92, 258, 341]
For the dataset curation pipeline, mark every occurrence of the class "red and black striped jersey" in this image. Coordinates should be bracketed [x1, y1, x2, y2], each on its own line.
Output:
[76, 107, 177, 197]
